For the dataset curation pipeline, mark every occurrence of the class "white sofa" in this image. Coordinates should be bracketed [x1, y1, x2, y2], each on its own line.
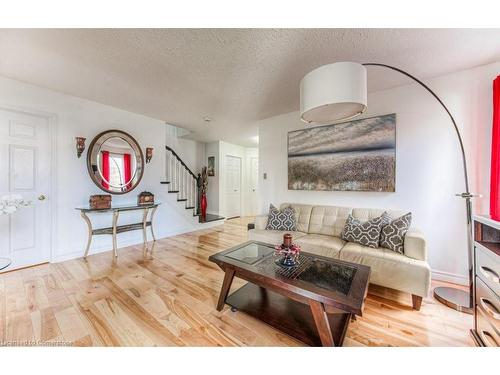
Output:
[248, 203, 431, 310]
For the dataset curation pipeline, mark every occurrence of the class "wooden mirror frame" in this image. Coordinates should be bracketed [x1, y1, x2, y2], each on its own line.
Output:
[86, 130, 144, 195]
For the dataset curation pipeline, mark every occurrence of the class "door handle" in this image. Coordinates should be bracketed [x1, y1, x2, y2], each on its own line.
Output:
[479, 298, 500, 320]
[38, 194, 47, 201]
[480, 266, 500, 283]
[480, 330, 499, 347]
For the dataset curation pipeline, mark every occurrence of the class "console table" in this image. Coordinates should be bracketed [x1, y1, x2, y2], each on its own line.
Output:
[75, 203, 160, 259]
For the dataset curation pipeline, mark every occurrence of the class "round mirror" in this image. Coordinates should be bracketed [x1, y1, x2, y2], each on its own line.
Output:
[87, 130, 144, 194]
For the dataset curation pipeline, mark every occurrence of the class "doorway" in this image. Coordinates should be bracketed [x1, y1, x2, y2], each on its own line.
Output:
[224, 155, 241, 219]
[0, 107, 53, 271]
[249, 156, 259, 216]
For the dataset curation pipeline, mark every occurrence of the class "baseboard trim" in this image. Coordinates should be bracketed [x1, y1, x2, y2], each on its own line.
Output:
[52, 221, 224, 263]
[432, 269, 469, 286]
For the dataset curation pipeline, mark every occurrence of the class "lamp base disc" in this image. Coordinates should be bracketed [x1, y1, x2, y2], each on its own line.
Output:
[433, 287, 473, 315]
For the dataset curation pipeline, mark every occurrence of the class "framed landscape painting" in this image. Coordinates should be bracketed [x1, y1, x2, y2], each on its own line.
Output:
[207, 156, 215, 176]
[288, 113, 396, 192]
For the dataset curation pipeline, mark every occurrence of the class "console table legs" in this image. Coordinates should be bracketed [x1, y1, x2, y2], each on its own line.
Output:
[112, 211, 120, 257]
[79, 205, 159, 259]
[150, 206, 158, 241]
[81, 211, 93, 259]
[216, 268, 235, 311]
[142, 208, 149, 257]
[147, 206, 158, 257]
[309, 300, 335, 347]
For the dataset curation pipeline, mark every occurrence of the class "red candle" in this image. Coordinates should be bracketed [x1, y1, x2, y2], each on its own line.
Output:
[283, 233, 292, 248]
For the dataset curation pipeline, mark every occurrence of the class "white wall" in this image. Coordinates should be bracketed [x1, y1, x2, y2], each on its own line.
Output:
[165, 124, 205, 174]
[258, 61, 500, 285]
[0, 76, 210, 262]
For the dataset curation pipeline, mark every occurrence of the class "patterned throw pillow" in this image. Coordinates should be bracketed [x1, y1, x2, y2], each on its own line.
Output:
[265, 204, 297, 231]
[341, 212, 390, 248]
[380, 212, 412, 254]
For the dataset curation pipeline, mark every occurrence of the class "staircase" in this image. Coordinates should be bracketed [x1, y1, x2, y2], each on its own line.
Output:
[161, 146, 224, 223]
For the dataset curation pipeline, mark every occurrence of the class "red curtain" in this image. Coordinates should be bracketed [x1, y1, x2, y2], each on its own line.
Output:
[491, 76, 500, 221]
[123, 153, 132, 189]
[101, 151, 110, 189]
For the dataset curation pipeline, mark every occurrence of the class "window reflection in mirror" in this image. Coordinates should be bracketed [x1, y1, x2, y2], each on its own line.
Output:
[87, 130, 144, 195]
[97, 137, 138, 191]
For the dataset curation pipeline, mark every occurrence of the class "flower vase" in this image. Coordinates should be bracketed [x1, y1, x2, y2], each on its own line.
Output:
[200, 193, 207, 221]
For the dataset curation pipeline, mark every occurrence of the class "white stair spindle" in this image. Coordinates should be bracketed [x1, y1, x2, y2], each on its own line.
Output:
[174, 159, 177, 191]
[194, 178, 198, 214]
[189, 175, 193, 206]
[183, 168, 186, 199]
[176, 160, 180, 191]
[182, 168, 185, 199]
[181, 167, 184, 198]
[168, 150, 171, 182]
[165, 150, 170, 181]
[192, 178, 195, 209]
[172, 158, 176, 190]
[170, 151, 174, 183]
[182, 165, 185, 197]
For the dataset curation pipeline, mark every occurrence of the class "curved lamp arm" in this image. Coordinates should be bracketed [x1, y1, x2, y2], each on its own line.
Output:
[362, 63, 479, 312]
[363, 63, 470, 194]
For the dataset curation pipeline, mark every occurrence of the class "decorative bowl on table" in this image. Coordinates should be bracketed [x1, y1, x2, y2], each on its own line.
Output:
[274, 233, 301, 268]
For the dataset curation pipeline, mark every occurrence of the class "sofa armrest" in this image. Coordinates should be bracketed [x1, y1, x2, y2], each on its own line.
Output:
[404, 229, 427, 261]
[253, 214, 269, 230]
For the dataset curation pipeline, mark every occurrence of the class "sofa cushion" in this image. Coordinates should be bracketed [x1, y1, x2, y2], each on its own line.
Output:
[295, 234, 345, 259]
[339, 242, 431, 297]
[248, 229, 307, 245]
[265, 204, 297, 231]
[380, 212, 412, 254]
[308, 206, 353, 237]
[352, 207, 406, 222]
[341, 213, 390, 248]
[279, 203, 313, 233]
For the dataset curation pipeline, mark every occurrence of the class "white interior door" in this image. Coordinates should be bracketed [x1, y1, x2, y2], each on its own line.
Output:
[0, 108, 52, 271]
[224, 155, 241, 218]
[249, 156, 258, 216]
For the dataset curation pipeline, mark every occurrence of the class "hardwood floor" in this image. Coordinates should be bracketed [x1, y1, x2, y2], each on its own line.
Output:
[0, 217, 473, 346]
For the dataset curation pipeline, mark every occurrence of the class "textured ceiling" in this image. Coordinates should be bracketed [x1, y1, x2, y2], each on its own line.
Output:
[1, 29, 500, 146]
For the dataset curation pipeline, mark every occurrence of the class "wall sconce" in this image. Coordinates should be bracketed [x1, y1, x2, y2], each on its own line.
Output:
[75, 137, 86, 158]
[146, 147, 153, 163]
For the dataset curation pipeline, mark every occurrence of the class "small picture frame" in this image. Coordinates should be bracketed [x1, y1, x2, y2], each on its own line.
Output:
[207, 156, 215, 176]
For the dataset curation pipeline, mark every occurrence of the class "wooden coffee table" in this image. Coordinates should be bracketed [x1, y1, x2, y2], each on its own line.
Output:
[209, 241, 370, 347]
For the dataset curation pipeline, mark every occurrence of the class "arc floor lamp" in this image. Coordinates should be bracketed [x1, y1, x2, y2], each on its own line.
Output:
[300, 61, 477, 313]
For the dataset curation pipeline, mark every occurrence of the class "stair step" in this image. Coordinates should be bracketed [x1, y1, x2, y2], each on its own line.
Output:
[168, 190, 179, 193]
[177, 199, 187, 202]
[199, 214, 225, 223]
[160, 181, 171, 184]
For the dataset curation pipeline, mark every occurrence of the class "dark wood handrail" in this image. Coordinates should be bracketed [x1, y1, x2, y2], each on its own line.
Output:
[165, 145, 198, 180]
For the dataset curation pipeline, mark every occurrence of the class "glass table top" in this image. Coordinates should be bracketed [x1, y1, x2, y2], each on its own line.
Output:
[0, 257, 12, 271]
[218, 241, 358, 296]
[296, 258, 357, 295]
[225, 243, 275, 265]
